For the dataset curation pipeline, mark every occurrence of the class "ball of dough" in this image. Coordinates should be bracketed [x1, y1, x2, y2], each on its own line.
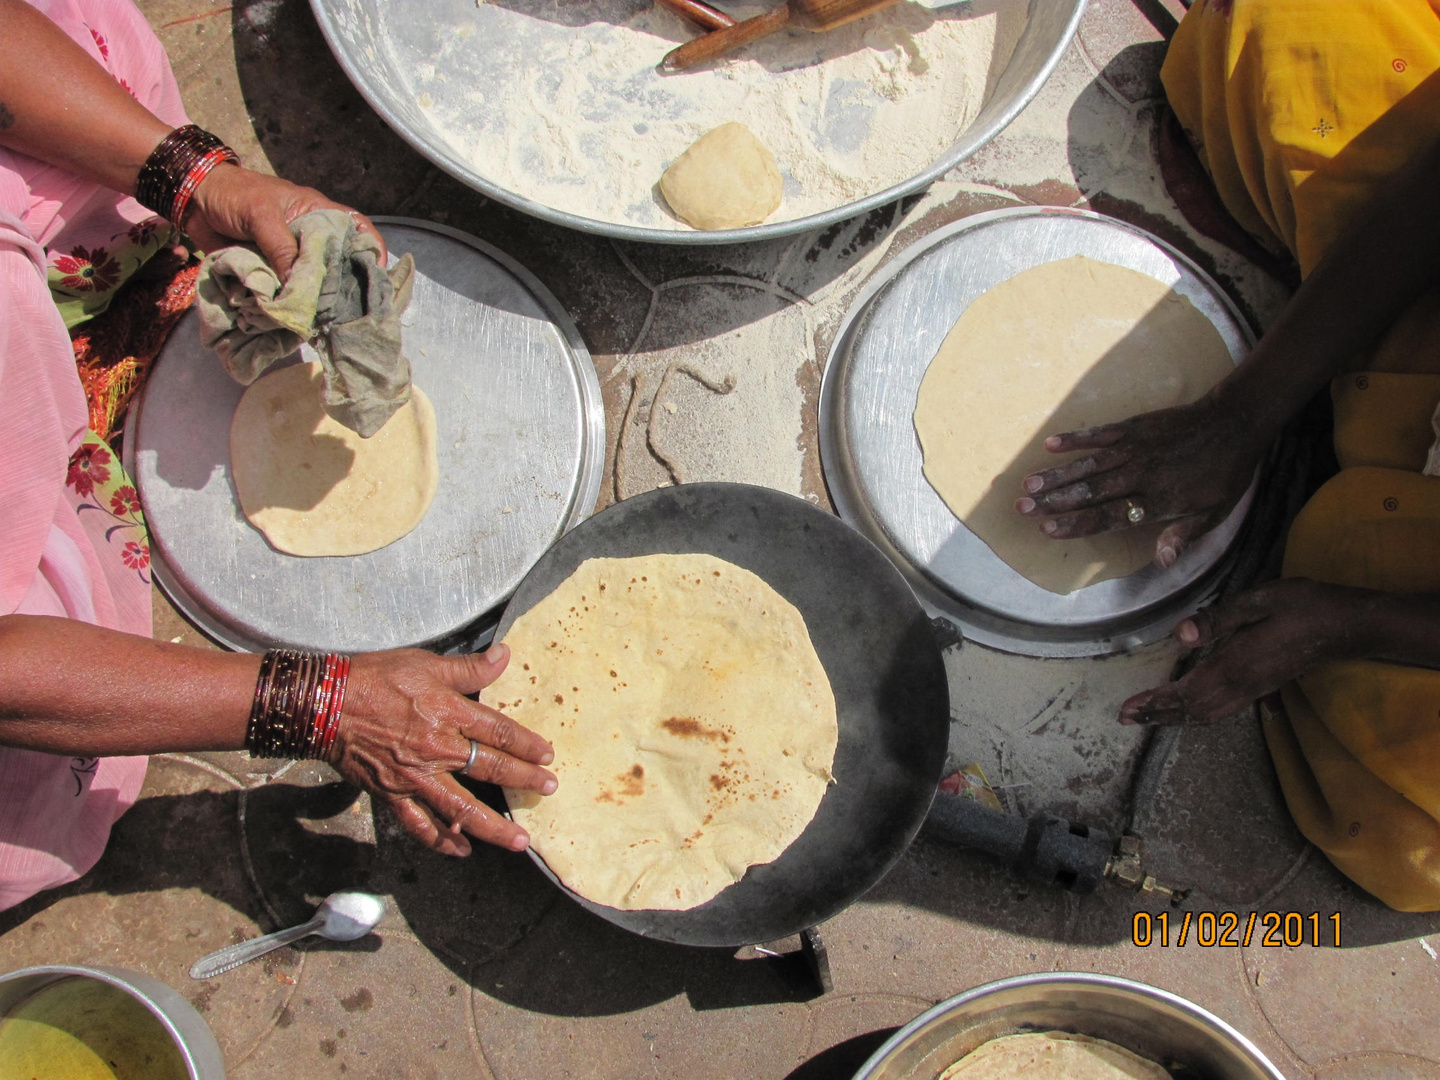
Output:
[659, 122, 783, 231]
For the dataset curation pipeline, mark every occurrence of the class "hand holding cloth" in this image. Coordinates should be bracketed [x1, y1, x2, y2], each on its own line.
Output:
[196, 208, 415, 438]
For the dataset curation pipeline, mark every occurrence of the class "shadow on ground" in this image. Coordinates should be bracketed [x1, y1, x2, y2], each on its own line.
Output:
[783, 1027, 899, 1080]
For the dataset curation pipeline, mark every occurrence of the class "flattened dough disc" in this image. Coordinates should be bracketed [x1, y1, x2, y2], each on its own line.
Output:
[914, 255, 1233, 595]
[230, 361, 439, 557]
[495, 553, 838, 912]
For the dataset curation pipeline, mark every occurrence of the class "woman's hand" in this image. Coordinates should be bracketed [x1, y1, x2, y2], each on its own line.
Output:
[1117, 580, 1376, 726]
[1014, 393, 1263, 568]
[331, 643, 556, 858]
[184, 163, 387, 280]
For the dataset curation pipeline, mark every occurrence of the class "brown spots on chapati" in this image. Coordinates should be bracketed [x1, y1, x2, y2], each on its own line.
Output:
[616, 764, 646, 798]
[661, 717, 731, 743]
[709, 773, 730, 791]
[680, 828, 705, 849]
[609, 670, 617, 677]
[713, 570, 721, 576]
[529, 676, 537, 684]
[522, 663, 530, 671]
[554, 693, 564, 704]
[549, 641, 558, 648]
[597, 764, 647, 806]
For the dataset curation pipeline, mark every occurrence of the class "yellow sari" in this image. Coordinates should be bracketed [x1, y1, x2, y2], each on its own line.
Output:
[1162, 0, 1440, 910]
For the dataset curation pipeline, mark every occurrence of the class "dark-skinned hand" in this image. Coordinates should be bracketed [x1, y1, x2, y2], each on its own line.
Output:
[1015, 394, 1263, 568]
[184, 162, 387, 280]
[1117, 579, 1378, 726]
[331, 643, 556, 857]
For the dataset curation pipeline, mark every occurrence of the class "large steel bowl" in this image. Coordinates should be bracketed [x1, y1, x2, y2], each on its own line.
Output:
[310, 0, 1087, 244]
[0, 965, 225, 1079]
[853, 973, 1287, 1080]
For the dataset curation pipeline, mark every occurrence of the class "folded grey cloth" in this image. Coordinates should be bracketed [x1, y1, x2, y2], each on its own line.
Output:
[196, 208, 416, 438]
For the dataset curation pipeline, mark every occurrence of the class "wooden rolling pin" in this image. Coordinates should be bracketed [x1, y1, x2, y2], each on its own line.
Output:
[655, 0, 736, 32]
[662, 0, 902, 71]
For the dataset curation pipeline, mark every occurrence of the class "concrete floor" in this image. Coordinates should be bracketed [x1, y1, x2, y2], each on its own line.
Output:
[4, 1, 1440, 1077]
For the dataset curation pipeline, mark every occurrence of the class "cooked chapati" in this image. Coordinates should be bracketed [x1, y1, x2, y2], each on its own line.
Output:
[494, 553, 837, 910]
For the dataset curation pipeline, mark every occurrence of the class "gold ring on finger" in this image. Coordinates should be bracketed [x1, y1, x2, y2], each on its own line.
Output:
[1125, 499, 1145, 525]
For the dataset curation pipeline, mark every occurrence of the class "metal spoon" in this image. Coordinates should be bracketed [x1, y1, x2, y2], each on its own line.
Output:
[189, 891, 385, 979]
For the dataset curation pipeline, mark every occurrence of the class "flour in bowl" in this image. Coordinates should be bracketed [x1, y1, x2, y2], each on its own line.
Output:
[407, 0, 1027, 230]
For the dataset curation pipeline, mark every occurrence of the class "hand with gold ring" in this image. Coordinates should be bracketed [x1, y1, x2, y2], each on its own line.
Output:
[1012, 393, 1263, 569]
[327, 643, 556, 858]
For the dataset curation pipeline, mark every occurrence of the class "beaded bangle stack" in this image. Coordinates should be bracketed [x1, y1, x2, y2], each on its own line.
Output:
[135, 123, 239, 229]
[245, 650, 351, 760]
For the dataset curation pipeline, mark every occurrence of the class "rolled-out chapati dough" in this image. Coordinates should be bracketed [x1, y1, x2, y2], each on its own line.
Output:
[914, 255, 1235, 595]
[939, 1031, 1171, 1079]
[230, 361, 438, 557]
[659, 123, 784, 231]
[493, 553, 838, 911]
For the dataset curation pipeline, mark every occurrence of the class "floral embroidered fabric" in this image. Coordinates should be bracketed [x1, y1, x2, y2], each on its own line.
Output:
[65, 431, 150, 586]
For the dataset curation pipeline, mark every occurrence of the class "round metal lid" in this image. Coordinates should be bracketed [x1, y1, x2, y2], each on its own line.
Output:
[819, 207, 1257, 657]
[125, 218, 605, 654]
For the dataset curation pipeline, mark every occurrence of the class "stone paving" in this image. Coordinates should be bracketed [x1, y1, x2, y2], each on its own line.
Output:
[4, 1, 1440, 1078]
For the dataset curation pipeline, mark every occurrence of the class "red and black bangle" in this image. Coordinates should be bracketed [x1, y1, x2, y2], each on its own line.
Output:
[135, 124, 239, 229]
[245, 650, 351, 760]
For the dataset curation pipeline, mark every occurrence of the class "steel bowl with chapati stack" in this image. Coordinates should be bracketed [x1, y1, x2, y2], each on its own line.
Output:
[854, 973, 1288, 1080]
[308, 0, 1087, 244]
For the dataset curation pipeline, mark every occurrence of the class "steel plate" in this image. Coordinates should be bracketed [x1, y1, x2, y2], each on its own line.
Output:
[819, 207, 1258, 657]
[308, 0, 1086, 245]
[125, 218, 605, 654]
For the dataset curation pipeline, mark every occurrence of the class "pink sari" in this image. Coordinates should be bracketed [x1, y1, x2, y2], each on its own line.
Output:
[0, 0, 189, 911]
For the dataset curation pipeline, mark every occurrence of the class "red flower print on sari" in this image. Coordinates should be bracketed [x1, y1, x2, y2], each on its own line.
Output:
[110, 485, 142, 516]
[120, 541, 151, 571]
[89, 28, 110, 60]
[118, 78, 137, 100]
[67, 442, 112, 499]
[54, 246, 121, 294]
[128, 217, 165, 246]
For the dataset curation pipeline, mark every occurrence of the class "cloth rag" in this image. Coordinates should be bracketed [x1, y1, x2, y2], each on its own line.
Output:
[196, 208, 415, 437]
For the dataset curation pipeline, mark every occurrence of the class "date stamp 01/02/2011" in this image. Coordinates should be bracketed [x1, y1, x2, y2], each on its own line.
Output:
[1131, 911, 1342, 948]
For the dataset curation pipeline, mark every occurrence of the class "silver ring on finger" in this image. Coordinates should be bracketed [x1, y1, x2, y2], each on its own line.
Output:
[1124, 499, 1145, 525]
[462, 738, 479, 777]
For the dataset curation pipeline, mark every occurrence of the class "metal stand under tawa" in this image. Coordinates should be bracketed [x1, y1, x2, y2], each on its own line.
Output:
[747, 927, 833, 999]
